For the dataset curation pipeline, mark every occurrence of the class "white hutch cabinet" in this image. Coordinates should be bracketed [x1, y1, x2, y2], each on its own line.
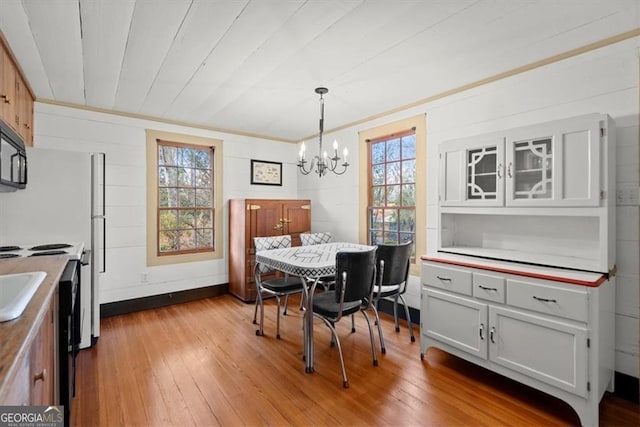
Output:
[422, 113, 615, 427]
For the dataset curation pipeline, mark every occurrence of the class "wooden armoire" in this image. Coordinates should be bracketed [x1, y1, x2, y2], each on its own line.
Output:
[228, 198, 311, 302]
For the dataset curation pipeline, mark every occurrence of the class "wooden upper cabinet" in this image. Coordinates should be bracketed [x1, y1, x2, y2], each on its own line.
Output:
[18, 74, 34, 146]
[1, 43, 18, 132]
[1, 36, 34, 146]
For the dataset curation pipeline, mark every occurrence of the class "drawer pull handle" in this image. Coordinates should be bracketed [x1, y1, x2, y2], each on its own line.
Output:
[478, 285, 497, 292]
[33, 369, 47, 383]
[489, 326, 496, 343]
[532, 296, 557, 303]
[479, 323, 485, 340]
[436, 276, 452, 282]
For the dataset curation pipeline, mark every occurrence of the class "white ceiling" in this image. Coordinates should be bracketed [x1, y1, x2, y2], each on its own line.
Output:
[1, 0, 638, 142]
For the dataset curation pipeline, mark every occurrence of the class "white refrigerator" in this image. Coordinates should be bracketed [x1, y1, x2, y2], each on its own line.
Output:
[0, 147, 105, 348]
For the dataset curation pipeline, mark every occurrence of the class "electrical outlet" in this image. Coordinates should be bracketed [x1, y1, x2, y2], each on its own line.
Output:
[616, 187, 640, 206]
[141, 272, 149, 283]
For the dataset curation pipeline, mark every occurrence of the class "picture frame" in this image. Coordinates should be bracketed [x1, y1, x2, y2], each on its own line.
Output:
[250, 159, 282, 186]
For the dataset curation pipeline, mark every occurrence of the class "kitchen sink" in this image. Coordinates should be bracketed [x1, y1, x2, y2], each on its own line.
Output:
[0, 271, 47, 322]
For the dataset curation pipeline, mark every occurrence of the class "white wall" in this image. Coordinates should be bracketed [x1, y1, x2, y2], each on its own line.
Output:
[300, 38, 640, 378]
[22, 103, 300, 304]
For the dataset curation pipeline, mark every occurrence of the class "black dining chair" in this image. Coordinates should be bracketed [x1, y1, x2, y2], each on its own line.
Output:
[252, 235, 304, 339]
[311, 247, 378, 388]
[371, 241, 414, 354]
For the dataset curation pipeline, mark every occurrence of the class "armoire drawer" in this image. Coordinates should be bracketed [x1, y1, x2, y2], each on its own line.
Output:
[422, 263, 472, 296]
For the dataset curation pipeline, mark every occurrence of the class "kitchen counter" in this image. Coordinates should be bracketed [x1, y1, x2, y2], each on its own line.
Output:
[0, 256, 67, 401]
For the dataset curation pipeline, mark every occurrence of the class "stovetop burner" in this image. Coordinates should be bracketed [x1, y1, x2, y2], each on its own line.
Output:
[30, 243, 73, 251]
[0, 245, 22, 252]
[29, 250, 69, 257]
[0, 253, 20, 259]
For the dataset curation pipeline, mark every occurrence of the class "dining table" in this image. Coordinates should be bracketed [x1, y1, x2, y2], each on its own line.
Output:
[255, 241, 375, 373]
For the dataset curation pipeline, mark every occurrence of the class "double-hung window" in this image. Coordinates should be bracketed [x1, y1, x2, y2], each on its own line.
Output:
[157, 140, 214, 255]
[368, 130, 416, 258]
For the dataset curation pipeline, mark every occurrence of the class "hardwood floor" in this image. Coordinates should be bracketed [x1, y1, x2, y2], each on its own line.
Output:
[72, 294, 639, 426]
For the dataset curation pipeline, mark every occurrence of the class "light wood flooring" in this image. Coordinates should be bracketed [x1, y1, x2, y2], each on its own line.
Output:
[72, 294, 639, 426]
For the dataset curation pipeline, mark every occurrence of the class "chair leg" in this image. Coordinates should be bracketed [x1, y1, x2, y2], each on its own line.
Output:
[398, 294, 415, 342]
[252, 295, 259, 325]
[317, 316, 349, 388]
[370, 305, 386, 354]
[361, 311, 378, 367]
[275, 295, 282, 339]
[351, 314, 356, 333]
[283, 294, 289, 316]
[393, 296, 400, 332]
[373, 299, 379, 325]
[255, 291, 265, 336]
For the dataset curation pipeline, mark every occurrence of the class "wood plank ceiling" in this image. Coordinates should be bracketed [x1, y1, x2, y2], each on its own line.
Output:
[0, 0, 638, 141]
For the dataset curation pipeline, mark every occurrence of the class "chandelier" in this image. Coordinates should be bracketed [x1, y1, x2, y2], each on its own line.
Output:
[297, 87, 349, 177]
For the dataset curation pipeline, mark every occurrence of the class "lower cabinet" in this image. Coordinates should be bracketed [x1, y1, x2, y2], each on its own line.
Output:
[421, 259, 614, 427]
[30, 295, 56, 405]
[0, 293, 56, 406]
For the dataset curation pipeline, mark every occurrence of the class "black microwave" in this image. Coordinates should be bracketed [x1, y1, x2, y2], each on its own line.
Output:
[0, 120, 27, 192]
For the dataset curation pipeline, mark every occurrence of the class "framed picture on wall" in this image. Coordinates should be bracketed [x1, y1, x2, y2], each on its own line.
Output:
[250, 159, 282, 186]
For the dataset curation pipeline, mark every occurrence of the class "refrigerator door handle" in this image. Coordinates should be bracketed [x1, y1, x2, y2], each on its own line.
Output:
[101, 216, 106, 273]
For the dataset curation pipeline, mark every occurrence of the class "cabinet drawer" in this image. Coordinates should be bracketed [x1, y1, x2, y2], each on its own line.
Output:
[473, 273, 505, 303]
[422, 263, 472, 296]
[506, 279, 588, 322]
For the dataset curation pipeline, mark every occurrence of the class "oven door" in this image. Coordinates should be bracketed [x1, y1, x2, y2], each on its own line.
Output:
[59, 260, 79, 427]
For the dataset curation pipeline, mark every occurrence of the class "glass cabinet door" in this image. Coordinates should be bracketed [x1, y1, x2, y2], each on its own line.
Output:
[466, 146, 500, 202]
[510, 138, 553, 200]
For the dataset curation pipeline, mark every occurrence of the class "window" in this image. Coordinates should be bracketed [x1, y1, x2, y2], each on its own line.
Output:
[157, 140, 213, 255]
[368, 130, 416, 256]
[146, 129, 223, 266]
[358, 115, 426, 274]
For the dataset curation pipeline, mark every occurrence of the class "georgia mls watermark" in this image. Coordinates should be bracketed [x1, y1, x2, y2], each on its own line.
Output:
[0, 406, 63, 427]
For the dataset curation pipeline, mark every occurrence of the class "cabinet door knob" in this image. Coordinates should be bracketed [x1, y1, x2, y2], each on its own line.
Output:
[0, 94, 10, 104]
[479, 323, 485, 340]
[33, 369, 47, 383]
[489, 326, 496, 343]
[497, 163, 503, 179]
[507, 162, 513, 178]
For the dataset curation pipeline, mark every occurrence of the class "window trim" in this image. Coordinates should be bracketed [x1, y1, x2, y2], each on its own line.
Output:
[146, 129, 223, 266]
[358, 114, 426, 276]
